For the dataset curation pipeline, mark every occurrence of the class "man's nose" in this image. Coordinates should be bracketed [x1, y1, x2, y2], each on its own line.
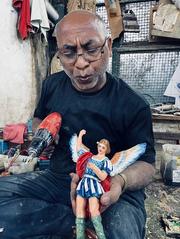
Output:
[74, 53, 89, 68]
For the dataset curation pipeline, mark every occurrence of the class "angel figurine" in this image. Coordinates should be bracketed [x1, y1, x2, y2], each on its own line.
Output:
[70, 129, 147, 239]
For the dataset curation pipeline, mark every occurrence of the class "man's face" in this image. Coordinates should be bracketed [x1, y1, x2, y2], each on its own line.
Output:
[56, 13, 112, 93]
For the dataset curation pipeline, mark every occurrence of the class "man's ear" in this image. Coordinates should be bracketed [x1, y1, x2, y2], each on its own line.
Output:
[107, 37, 112, 57]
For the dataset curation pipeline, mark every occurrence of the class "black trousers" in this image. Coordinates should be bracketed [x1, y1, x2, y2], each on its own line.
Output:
[0, 170, 146, 239]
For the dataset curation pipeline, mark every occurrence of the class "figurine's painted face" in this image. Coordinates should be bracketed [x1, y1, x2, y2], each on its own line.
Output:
[97, 143, 107, 155]
[56, 11, 112, 93]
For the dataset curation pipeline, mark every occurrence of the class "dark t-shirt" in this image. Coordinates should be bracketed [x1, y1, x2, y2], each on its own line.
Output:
[34, 71, 155, 208]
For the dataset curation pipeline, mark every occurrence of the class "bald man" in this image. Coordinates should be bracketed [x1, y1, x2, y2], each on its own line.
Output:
[0, 10, 155, 239]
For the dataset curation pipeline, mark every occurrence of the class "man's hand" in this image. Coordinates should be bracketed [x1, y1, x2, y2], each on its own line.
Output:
[100, 175, 124, 212]
[70, 172, 79, 215]
[70, 173, 124, 215]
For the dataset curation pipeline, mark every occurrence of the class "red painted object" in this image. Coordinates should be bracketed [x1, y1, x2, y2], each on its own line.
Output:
[28, 112, 62, 157]
[38, 112, 62, 138]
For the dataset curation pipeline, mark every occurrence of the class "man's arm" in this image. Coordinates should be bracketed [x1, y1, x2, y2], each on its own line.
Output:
[119, 160, 155, 191]
[100, 161, 155, 210]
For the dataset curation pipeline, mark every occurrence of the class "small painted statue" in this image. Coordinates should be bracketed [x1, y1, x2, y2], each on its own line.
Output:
[70, 129, 147, 239]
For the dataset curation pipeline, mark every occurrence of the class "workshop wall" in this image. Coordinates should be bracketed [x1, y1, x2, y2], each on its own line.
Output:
[97, 2, 180, 105]
[0, 0, 48, 127]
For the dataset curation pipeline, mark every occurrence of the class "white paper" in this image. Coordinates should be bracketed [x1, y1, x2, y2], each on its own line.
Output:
[164, 62, 180, 107]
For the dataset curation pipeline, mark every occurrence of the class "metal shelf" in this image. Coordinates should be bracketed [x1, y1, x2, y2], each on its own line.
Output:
[113, 43, 180, 53]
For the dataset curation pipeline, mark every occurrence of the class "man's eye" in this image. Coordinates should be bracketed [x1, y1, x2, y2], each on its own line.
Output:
[87, 48, 99, 54]
[63, 52, 75, 58]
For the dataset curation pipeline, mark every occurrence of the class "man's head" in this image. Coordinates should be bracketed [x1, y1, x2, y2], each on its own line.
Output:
[55, 10, 112, 93]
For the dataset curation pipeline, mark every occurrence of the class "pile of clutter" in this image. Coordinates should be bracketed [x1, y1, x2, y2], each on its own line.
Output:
[151, 103, 180, 115]
[0, 112, 61, 176]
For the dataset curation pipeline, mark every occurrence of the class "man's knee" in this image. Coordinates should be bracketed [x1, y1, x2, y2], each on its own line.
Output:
[102, 200, 146, 239]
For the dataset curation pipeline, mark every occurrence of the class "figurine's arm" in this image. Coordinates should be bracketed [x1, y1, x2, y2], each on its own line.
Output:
[76, 129, 87, 152]
[88, 162, 107, 181]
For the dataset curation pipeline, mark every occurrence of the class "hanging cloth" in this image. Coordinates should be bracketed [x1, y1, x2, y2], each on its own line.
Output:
[12, 0, 31, 40]
[31, 0, 50, 41]
[3, 123, 27, 144]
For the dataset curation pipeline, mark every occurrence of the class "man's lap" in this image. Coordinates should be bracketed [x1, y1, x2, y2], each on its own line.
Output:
[0, 170, 75, 238]
[0, 170, 146, 239]
[103, 198, 146, 239]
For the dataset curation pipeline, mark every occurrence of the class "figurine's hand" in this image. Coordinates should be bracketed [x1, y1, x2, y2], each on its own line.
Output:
[100, 175, 123, 212]
[87, 162, 96, 171]
[79, 129, 86, 136]
[70, 172, 79, 215]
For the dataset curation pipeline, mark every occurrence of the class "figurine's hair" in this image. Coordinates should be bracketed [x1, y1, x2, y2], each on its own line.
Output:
[98, 139, 111, 154]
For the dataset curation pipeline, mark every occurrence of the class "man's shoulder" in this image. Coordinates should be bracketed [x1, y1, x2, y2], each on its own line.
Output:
[108, 73, 149, 108]
[44, 71, 68, 86]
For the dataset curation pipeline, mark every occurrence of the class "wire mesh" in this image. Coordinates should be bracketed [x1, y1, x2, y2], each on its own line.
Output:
[122, 1, 156, 42]
[96, 4, 112, 72]
[96, 2, 180, 104]
[113, 50, 180, 104]
[96, 4, 111, 36]
[96, 1, 157, 42]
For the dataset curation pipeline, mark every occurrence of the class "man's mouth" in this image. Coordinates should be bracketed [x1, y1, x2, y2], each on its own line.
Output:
[76, 75, 93, 83]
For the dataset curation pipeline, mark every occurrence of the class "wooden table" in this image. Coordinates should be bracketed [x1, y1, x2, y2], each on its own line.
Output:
[152, 114, 180, 143]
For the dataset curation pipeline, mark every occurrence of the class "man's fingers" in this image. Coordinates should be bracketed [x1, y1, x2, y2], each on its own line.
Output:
[54, 134, 59, 145]
[100, 192, 111, 213]
[70, 173, 79, 215]
[71, 195, 76, 215]
[100, 192, 111, 206]
[70, 173, 79, 201]
[100, 179, 122, 212]
[70, 173, 79, 184]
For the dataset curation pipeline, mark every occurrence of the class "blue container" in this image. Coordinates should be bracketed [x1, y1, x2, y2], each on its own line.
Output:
[0, 140, 8, 154]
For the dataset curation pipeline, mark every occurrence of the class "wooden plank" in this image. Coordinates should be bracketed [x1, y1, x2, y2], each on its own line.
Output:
[152, 113, 180, 121]
[151, 29, 180, 40]
[154, 131, 180, 140]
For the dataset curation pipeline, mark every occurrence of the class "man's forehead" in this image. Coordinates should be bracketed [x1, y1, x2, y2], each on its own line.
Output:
[57, 12, 105, 35]
[60, 20, 102, 35]
[57, 24, 104, 45]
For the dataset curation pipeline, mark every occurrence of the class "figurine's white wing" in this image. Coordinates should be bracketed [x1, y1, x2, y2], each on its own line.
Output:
[110, 143, 147, 176]
[69, 134, 90, 163]
[69, 134, 78, 162]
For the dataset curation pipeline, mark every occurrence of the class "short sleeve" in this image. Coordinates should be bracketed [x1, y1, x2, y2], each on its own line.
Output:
[125, 106, 155, 164]
[103, 158, 113, 175]
[33, 79, 49, 120]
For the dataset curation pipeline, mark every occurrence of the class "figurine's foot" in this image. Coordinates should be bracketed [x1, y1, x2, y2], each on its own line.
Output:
[72, 226, 97, 239]
[85, 228, 98, 239]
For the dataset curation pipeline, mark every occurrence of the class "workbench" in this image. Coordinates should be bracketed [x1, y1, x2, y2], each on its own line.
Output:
[152, 114, 180, 143]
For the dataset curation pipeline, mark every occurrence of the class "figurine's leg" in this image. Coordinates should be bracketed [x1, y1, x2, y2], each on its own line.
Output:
[76, 218, 85, 239]
[91, 215, 106, 239]
[76, 195, 86, 239]
[89, 197, 106, 239]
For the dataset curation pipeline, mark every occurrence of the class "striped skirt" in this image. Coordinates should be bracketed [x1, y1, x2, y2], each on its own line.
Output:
[76, 175, 104, 198]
